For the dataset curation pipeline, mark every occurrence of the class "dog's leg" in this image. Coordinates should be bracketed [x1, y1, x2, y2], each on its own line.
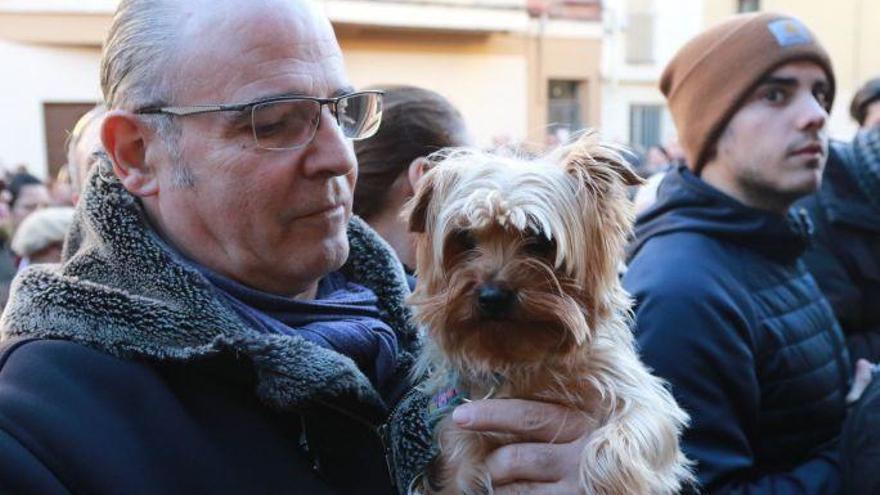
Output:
[579, 346, 693, 494]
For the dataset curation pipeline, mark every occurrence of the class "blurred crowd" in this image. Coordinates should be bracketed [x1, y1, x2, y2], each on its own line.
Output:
[0, 2, 879, 494]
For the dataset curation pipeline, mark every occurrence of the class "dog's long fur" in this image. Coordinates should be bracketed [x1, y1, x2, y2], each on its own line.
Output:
[405, 133, 693, 494]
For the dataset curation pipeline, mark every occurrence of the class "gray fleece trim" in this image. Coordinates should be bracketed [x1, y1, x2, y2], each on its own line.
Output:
[2, 169, 417, 416]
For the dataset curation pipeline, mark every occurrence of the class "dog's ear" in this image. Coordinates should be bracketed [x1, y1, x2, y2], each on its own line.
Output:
[562, 132, 644, 188]
[405, 170, 436, 233]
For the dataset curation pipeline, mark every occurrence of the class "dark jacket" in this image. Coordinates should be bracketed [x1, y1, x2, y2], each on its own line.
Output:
[794, 141, 880, 364]
[623, 167, 851, 494]
[0, 171, 434, 494]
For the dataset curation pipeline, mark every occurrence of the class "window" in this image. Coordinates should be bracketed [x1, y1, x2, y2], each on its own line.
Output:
[626, 0, 654, 64]
[630, 104, 662, 149]
[547, 80, 585, 140]
[738, 0, 760, 13]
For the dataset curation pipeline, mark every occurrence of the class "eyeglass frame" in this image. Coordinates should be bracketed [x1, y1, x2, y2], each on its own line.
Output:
[134, 89, 384, 150]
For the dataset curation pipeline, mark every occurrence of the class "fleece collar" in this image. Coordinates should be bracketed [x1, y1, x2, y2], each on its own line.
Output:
[1, 168, 418, 422]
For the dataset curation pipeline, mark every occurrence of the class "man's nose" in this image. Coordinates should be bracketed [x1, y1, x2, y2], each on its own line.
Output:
[300, 107, 356, 178]
[798, 94, 828, 132]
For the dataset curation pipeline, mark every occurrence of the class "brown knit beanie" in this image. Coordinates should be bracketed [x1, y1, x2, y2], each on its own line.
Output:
[660, 12, 835, 174]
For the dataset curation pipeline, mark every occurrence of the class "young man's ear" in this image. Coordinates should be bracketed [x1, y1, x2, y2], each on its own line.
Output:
[101, 111, 159, 196]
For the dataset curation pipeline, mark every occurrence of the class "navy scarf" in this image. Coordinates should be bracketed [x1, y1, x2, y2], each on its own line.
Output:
[196, 266, 399, 392]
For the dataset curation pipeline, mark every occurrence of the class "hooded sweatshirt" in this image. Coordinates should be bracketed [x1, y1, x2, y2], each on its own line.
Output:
[624, 167, 850, 495]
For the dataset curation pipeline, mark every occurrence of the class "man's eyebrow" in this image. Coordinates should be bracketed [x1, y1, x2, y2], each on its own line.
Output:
[332, 86, 356, 98]
[756, 76, 799, 87]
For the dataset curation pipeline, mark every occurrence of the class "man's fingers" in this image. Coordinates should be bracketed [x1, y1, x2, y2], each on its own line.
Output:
[846, 359, 874, 405]
[485, 443, 568, 485]
[451, 399, 589, 442]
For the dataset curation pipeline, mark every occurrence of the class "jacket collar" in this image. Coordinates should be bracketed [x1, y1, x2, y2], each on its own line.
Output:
[629, 167, 811, 264]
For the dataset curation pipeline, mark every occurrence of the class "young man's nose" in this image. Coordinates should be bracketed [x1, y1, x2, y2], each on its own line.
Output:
[798, 93, 829, 132]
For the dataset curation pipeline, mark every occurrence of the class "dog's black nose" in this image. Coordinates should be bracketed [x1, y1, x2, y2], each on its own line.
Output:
[476, 284, 516, 318]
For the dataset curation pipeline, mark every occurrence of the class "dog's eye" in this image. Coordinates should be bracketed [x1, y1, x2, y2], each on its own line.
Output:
[524, 235, 556, 258]
[452, 230, 477, 252]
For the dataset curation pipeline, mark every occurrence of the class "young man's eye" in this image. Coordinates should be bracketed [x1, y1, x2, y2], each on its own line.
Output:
[763, 88, 787, 103]
[813, 89, 830, 107]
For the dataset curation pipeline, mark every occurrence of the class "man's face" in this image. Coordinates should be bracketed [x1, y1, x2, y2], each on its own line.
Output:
[143, 2, 357, 296]
[863, 100, 880, 129]
[707, 61, 830, 213]
[12, 184, 51, 230]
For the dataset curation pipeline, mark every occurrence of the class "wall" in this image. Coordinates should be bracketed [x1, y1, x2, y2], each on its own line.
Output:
[0, 40, 102, 178]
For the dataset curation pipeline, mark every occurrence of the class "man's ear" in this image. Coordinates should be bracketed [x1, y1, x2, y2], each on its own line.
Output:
[101, 111, 159, 196]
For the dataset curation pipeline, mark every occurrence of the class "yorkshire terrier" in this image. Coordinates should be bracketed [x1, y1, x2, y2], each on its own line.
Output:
[405, 133, 692, 494]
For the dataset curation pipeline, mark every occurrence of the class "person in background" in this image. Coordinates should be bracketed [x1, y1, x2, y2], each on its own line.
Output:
[353, 85, 471, 274]
[641, 144, 673, 177]
[10, 207, 75, 268]
[0, 173, 50, 307]
[66, 104, 107, 201]
[624, 12, 872, 493]
[849, 77, 880, 130]
[0, 180, 14, 308]
[8, 173, 50, 233]
[49, 168, 75, 207]
[795, 77, 880, 363]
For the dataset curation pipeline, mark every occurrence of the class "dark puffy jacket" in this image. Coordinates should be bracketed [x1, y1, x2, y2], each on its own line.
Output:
[794, 141, 880, 364]
[623, 167, 851, 494]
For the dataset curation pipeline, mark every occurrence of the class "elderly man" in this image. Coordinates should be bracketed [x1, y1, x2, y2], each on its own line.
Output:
[0, 0, 592, 494]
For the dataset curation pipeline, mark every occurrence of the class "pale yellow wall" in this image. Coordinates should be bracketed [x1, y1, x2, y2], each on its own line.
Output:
[529, 36, 603, 142]
[0, 40, 102, 178]
[702, 0, 880, 139]
[341, 42, 530, 146]
[340, 28, 602, 147]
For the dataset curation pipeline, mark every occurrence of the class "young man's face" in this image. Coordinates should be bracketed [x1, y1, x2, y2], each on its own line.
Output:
[704, 61, 831, 213]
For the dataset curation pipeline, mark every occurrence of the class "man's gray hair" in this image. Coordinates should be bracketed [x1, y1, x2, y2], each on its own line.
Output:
[100, 0, 180, 110]
[100, 0, 193, 187]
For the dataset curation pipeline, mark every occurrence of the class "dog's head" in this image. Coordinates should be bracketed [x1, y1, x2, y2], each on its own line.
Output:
[405, 133, 642, 373]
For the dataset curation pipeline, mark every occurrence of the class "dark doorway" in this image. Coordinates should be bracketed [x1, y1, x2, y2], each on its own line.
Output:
[44, 102, 99, 180]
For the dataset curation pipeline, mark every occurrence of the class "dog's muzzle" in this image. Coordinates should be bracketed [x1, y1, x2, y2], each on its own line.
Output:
[476, 283, 516, 318]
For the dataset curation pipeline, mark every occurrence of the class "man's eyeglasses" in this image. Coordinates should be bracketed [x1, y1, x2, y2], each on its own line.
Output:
[135, 90, 383, 151]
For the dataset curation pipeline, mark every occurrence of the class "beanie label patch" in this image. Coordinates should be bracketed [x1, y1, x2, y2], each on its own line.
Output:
[767, 19, 813, 47]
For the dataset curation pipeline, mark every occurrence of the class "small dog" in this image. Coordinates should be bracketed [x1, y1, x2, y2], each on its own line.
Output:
[405, 133, 692, 494]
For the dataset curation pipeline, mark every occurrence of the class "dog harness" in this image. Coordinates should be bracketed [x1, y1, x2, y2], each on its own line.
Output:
[426, 373, 504, 430]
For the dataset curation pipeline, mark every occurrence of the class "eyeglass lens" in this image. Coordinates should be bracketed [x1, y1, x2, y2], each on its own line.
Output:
[250, 92, 383, 150]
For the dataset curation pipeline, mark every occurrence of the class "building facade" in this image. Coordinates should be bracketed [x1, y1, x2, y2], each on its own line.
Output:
[599, 0, 703, 152]
[0, 0, 603, 178]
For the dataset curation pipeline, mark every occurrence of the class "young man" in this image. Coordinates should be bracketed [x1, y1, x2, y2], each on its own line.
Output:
[624, 12, 873, 493]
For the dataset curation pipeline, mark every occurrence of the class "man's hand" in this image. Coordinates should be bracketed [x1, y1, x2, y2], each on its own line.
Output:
[452, 399, 594, 494]
[846, 358, 875, 405]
